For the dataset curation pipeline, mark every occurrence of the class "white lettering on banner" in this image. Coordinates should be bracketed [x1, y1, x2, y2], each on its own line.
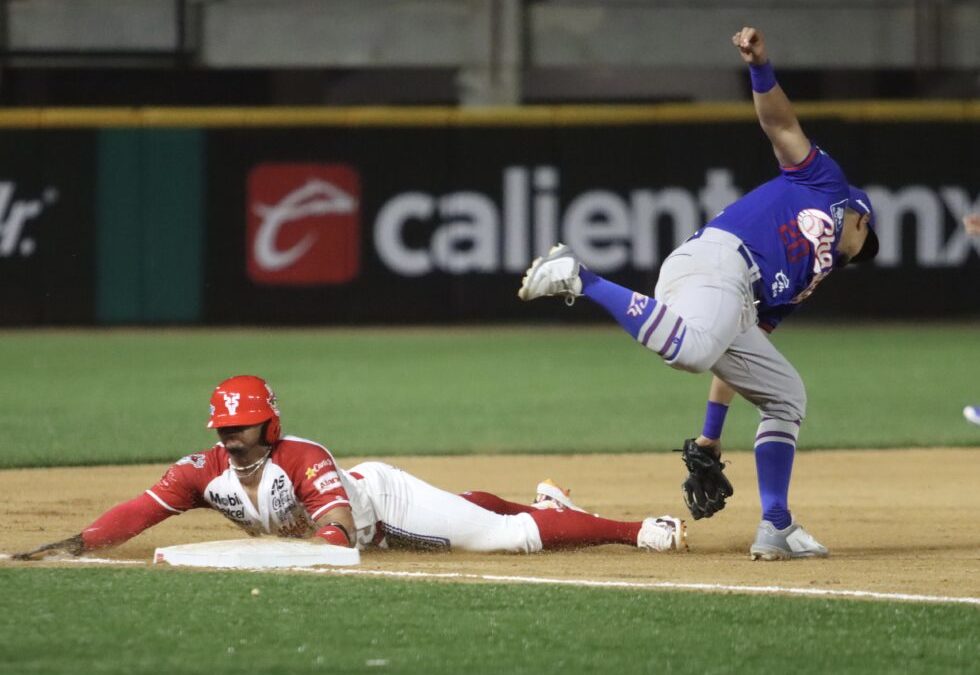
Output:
[531, 167, 559, 265]
[376, 192, 434, 276]
[564, 190, 631, 271]
[373, 166, 738, 276]
[868, 185, 980, 267]
[0, 183, 57, 258]
[372, 170, 979, 276]
[252, 179, 357, 272]
[432, 193, 497, 273]
[630, 188, 703, 270]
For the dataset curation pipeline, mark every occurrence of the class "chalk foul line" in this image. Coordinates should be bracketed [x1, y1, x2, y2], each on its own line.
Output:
[3, 553, 976, 606]
[310, 567, 980, 606]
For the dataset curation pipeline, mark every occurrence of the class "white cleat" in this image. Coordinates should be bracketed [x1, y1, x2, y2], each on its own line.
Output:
[637, 515, 688, 552]
[963, 405, 980, 426]
[531, 479, 587, 513]
[517, 244, 583, 305]
[749, 520, 828, 561]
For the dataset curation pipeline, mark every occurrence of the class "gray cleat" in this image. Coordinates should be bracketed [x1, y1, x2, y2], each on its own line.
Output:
[517, 244, 583, 305]
[749, 520, 828, 561]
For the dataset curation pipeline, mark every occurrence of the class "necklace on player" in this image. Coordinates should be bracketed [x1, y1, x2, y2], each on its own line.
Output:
[231, 449, 271, 478]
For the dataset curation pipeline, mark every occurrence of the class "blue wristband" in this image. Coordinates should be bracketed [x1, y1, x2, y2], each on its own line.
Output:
[749, 61, 777, 93]
[702, 401, 729, 441]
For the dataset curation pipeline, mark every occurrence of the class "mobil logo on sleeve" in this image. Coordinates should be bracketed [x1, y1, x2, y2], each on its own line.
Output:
[246, 163, 360, 285]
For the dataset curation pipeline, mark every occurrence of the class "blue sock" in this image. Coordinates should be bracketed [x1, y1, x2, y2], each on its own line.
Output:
[753, 418, 800, 530]
[580, 269, 687, 359]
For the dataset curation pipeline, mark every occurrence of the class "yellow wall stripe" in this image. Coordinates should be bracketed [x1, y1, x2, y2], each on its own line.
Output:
[0, 101, 976, 128]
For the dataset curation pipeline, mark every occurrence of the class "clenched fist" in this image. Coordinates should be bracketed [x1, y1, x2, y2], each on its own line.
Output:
[732, 26, 769, 65]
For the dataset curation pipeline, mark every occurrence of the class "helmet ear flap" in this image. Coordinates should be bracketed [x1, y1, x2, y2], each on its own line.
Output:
[264, 417, 281, 445]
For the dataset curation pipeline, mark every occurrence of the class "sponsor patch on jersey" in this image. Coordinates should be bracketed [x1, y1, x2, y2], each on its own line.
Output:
[176, 453, 207, 469]
[771, 270, 790, 298]
[795, 208, 836, 274]
[305, 460, 330, 479]
[207, 490, 246, 520]
[313, 471, 342, 494]
[830, 198, 847, 232]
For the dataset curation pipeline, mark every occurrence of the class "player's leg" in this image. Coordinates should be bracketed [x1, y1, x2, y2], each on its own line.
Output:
[351, 461, 544, 552]
[710, 329, 827, 559]
[458, 491, 536, 515]
[518, 239, 752, 373]
[459, 488, 642, 544]
[351, 462, 682, 552]
[460, 479, 587, 514]
[651, 241, 752, 372]
[461, 482, 682, 550]
[530, 509, 685, 552]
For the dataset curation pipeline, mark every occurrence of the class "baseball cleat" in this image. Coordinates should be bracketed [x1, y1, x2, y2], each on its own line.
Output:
[749, 520, 828, 561]
[517, 244, 583, 305]
[637, 515, 688, 552]
[532, 479, 586, 512]
[963, 405, 980, 426]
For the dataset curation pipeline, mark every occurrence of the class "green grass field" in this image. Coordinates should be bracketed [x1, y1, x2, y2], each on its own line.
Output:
[2, 325, 977, 674]
[0, 324, 977, 468]
[1, 568, 976, 675]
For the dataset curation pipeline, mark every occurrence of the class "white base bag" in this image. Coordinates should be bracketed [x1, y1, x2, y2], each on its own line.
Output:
[153, 538, 360, 569]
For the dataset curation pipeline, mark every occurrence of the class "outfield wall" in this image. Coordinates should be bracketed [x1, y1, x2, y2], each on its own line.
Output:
[0, 104, 977, 325]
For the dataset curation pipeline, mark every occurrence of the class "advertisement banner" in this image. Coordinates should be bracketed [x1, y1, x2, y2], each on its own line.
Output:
[204, 121, 980, 324]
[0, 131, 96, 324]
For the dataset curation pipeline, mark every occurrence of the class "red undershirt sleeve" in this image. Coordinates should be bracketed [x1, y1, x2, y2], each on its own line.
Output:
[80, 492, 175, 551]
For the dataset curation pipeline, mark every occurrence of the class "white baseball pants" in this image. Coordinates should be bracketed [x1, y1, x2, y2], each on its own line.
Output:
[347, 461, 544, 553]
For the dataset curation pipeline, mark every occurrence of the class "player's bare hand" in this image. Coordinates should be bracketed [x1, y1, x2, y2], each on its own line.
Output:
[732, 26, 768, 65]
[12, 534, 84, 561]
[964, 213, 980, 236]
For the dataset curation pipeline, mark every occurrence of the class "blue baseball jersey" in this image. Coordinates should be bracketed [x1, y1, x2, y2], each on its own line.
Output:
[705, 145, 849, 330]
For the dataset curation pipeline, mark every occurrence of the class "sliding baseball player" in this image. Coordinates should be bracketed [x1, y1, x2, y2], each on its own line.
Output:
[15, 375, 685, 560]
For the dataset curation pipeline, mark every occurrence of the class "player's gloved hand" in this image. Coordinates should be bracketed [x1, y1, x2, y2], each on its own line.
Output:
[12, 534, 85, 561]
[675, 439, 734, 519]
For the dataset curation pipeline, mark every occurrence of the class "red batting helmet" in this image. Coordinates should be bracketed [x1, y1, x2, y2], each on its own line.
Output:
[208, 375, 281, 444]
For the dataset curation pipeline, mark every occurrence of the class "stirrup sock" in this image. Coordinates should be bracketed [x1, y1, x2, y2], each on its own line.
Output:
[754, 418, 799, 530]
[581, 269, 687, 361]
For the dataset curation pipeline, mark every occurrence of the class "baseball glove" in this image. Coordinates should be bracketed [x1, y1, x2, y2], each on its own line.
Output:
[676, 439, 733, 520]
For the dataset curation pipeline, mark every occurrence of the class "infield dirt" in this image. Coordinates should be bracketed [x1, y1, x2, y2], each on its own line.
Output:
[2, 449, 977, 600]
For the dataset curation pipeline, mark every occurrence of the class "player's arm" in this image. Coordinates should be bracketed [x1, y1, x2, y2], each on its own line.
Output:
[679, 377, 736, 520]
[292, 445, 358, 547]
[733, 26, 811, 167]
[13, 493, 175, 560]
[695, 376, 737, 450]
[313, 506, 357, 548]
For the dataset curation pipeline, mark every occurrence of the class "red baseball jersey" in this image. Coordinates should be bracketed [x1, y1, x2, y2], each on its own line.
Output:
[146, 436, 357, 537]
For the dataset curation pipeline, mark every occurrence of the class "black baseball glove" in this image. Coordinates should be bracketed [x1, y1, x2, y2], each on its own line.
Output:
[675, 439, 733, 519]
